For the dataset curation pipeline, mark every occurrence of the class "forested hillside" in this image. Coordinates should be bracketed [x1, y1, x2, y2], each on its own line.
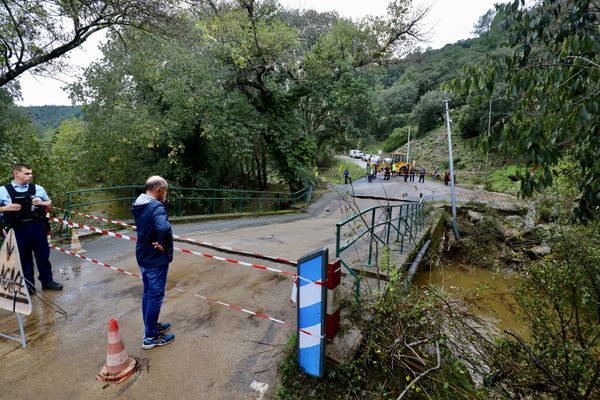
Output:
[21, 105, 83, 132]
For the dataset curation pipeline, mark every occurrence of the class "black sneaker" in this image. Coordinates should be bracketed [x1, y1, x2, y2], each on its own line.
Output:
[42, 281, 63, 291]
[142, 333, 174, 350]
[158, 322, 171, 335]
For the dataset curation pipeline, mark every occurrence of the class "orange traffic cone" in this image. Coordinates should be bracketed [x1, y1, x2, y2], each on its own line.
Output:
[70, 229, 85, 254]
[96, 319, 137, 384]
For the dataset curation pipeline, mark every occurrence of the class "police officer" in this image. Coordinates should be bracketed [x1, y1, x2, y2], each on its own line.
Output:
[0, 163, 63, 293]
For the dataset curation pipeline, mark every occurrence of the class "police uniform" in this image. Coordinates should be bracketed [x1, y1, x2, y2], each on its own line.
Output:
[0, 181, 59, 291]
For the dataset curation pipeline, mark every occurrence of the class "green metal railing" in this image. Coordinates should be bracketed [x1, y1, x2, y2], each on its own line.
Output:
[64, 185, 314, 221]
[335, 198, 426, 302]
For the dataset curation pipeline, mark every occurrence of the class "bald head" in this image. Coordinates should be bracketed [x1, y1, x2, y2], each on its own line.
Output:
[145, 176, 168, 202]
[145, 176, 168, 192]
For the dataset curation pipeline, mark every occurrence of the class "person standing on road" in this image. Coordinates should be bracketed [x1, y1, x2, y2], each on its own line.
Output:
[444, 170, 450, 186]
[132, 176, 175, 349]
[434, 166, 440, 180]
[409, 166, 416, 182]
[419, 167, 426, 183]
[343, 167, 351, 184]
[0, 163, 63, 293]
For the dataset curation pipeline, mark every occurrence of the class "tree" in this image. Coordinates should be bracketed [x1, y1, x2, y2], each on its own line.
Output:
[0, 0, 179, 88]
[410, 89, 450, 134]
[0, 88, 42, 179]
[200, 0, 429, 190]
[451, 0, 600, 220]
[472, 8, 496, 37]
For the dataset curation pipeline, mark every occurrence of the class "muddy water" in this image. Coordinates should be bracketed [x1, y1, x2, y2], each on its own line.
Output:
[413, 263, 528, 337]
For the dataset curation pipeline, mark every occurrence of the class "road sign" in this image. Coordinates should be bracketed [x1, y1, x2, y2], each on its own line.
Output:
[0, 230, 31, 315]
[297, 247, 327, 377]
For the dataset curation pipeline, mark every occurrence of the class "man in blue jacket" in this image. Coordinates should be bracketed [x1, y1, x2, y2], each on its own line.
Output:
[132, 176, 175, 349]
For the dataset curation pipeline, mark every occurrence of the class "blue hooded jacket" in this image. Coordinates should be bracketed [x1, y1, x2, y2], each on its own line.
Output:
[131, 194, 173, 268]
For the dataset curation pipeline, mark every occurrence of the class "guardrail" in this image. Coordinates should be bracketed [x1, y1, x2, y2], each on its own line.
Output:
[335, 197, 426, 302]
[64, 185, 313, 220]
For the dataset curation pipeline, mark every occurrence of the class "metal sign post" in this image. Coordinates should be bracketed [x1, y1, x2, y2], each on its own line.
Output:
[444, 100, 461, 239]
[297, 247, 327, 378]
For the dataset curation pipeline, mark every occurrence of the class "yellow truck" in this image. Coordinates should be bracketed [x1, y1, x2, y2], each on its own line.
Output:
[390, 151, 413, 174]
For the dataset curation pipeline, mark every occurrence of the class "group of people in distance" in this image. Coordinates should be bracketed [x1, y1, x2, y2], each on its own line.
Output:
[343, 160, 455, 186]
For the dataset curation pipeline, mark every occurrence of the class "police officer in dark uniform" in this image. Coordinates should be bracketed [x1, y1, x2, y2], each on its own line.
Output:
[0, 163, 62, 293]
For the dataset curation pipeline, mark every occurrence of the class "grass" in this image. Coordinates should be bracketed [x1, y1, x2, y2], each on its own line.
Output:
[319, 158, 366, 185]
[486, 165, 522, 194]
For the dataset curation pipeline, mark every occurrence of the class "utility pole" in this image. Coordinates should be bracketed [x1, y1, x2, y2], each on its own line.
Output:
[444, 100, 460, 239]
[485, 97, 492, 186]
[406, 126, 411, 165]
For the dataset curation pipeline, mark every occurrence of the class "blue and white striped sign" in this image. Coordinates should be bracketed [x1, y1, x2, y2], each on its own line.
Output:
[297, 247, 327, 377]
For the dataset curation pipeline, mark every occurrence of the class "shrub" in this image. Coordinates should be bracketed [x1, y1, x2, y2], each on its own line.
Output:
[383, 126, 409, 152]
[411, 90, 452, 134]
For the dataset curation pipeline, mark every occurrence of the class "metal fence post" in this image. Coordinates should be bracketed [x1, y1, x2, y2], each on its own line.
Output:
[385, 206, 392, 246]
[367, 208, 376, 267]
[211, 190, 216, 214]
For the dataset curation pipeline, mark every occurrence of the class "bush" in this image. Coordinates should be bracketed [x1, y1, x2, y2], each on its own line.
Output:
[411, 90, 453, 134]
[383, 126, 410, 152]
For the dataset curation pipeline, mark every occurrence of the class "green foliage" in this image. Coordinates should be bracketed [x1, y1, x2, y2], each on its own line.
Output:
[411, 90, 452, 134]
[383, 126, 409, 152]
[21, 106, 83, 132]
[0, 0, 178, 88]
[277, 287, 480, 399]
[499, 228, 600, 399]
[486, 165, 522, 194]
[0, 90, 44, 181]
[450, 0, 600, 221]
[318, 158, 364, 185]
[42, 118, 88, 204]
[68, 1, 427, 192]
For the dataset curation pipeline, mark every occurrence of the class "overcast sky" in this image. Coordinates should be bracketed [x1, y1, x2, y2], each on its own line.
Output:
[17, 0, 505, 106]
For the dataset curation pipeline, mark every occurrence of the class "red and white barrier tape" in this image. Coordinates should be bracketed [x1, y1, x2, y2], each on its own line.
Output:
[53, 207, 297, 266]
[172, 236, 297, 267]
[49, 217, 322, 286]
[50, 245, 141, 279]
[50, 217, 136, 241]
[54, 207, 136, 229]
[50, 245, 310, 335]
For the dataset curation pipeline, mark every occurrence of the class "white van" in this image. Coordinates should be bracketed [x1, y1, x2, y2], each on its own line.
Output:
[349, 149, 364, 159]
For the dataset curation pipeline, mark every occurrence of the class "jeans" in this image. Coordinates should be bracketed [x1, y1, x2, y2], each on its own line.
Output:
[14, 222, 54, 287]
[140, 263, 169, 339]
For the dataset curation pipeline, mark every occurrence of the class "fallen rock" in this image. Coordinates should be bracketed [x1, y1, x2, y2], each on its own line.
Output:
[467, 210, 484, 223]
[326, 327, 363, 364]
[523, 203, 537, 232]
[498, 225, 521, 240]
[529, 243, 551, 258]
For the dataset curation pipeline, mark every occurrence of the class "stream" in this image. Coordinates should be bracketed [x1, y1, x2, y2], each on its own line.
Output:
[413, 262, 528, 337]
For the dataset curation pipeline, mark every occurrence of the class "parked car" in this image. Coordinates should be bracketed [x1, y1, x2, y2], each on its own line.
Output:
[361, 153, 371, 161]
[349, 149, 364, 159]
[370, 155, 381, 163]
